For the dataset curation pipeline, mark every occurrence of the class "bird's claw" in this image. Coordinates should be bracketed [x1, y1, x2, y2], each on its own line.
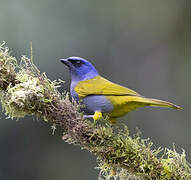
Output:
[93, 111, 102, 121]
[93, 111, 102, 125]
[83, 112, 102, 125]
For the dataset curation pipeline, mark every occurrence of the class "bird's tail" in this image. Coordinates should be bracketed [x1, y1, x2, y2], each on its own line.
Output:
[130, 96, 182, 110]
[145, 98, 182, 110]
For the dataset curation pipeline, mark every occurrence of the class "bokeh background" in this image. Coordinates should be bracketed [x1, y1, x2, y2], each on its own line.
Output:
[0, 0, 191, 179]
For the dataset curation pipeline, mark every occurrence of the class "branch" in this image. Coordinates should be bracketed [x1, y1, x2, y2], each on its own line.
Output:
[0, 43, 190, 180]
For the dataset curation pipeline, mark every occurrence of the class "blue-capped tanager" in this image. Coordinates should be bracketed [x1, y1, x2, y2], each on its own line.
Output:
[60, 57, 181, 124]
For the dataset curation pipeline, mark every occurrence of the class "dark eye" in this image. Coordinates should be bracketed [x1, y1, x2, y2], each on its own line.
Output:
[68, 59, 83, 67]
[76, 60, 81, 64]
[75, 60, 83, 67]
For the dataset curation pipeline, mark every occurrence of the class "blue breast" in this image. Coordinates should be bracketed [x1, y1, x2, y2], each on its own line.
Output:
[70, 81, 79, 101]
[82, 95, 113, 114]
[70, 81, 113, 114]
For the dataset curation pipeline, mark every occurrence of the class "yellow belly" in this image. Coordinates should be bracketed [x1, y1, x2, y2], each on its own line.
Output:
[105, 96, 146, 119]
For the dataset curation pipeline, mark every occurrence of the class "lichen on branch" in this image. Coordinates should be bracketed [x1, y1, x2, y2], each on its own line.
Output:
[0, 43, 191, 180]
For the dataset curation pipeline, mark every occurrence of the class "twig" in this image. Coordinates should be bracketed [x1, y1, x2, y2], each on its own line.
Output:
[0, 43, 190, 180]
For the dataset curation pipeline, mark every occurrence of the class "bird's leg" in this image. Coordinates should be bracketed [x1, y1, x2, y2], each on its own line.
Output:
[83, 112, 102, 124]
[83, 115, 94, 118]
[92, 111, 102, 125]
[93, 111, 102, 121]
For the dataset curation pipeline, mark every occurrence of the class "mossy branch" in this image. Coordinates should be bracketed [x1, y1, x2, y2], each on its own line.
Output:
[0, 43, 191, 180]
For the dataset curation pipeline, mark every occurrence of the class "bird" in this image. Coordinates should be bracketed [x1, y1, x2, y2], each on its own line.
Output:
[60, 57, 181, 124]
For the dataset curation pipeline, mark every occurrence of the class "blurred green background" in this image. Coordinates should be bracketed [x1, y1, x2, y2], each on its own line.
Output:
[0, 0, 191, 179]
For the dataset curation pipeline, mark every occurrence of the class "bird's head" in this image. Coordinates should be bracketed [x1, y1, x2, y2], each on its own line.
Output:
[60, 57, 99, 81]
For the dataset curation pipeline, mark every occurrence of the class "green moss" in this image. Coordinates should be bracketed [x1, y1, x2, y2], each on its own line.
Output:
[2, 74, 43, 117]
[0, 43, 191, 180]
[0, 48, 62, 120]
[91, 123, 191, 179]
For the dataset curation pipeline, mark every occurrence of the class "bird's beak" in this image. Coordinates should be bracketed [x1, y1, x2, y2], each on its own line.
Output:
[60, 59, 71, 67]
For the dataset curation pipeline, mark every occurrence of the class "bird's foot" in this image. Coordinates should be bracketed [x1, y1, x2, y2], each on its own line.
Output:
[83, 112, 102, 125]
[93, 111, 102, 125]
[93, 111, 102, 121]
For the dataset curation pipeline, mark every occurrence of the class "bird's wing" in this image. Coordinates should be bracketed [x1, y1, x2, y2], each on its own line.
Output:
[75, 75, 181, 112]
[74, 76, 141, 98]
